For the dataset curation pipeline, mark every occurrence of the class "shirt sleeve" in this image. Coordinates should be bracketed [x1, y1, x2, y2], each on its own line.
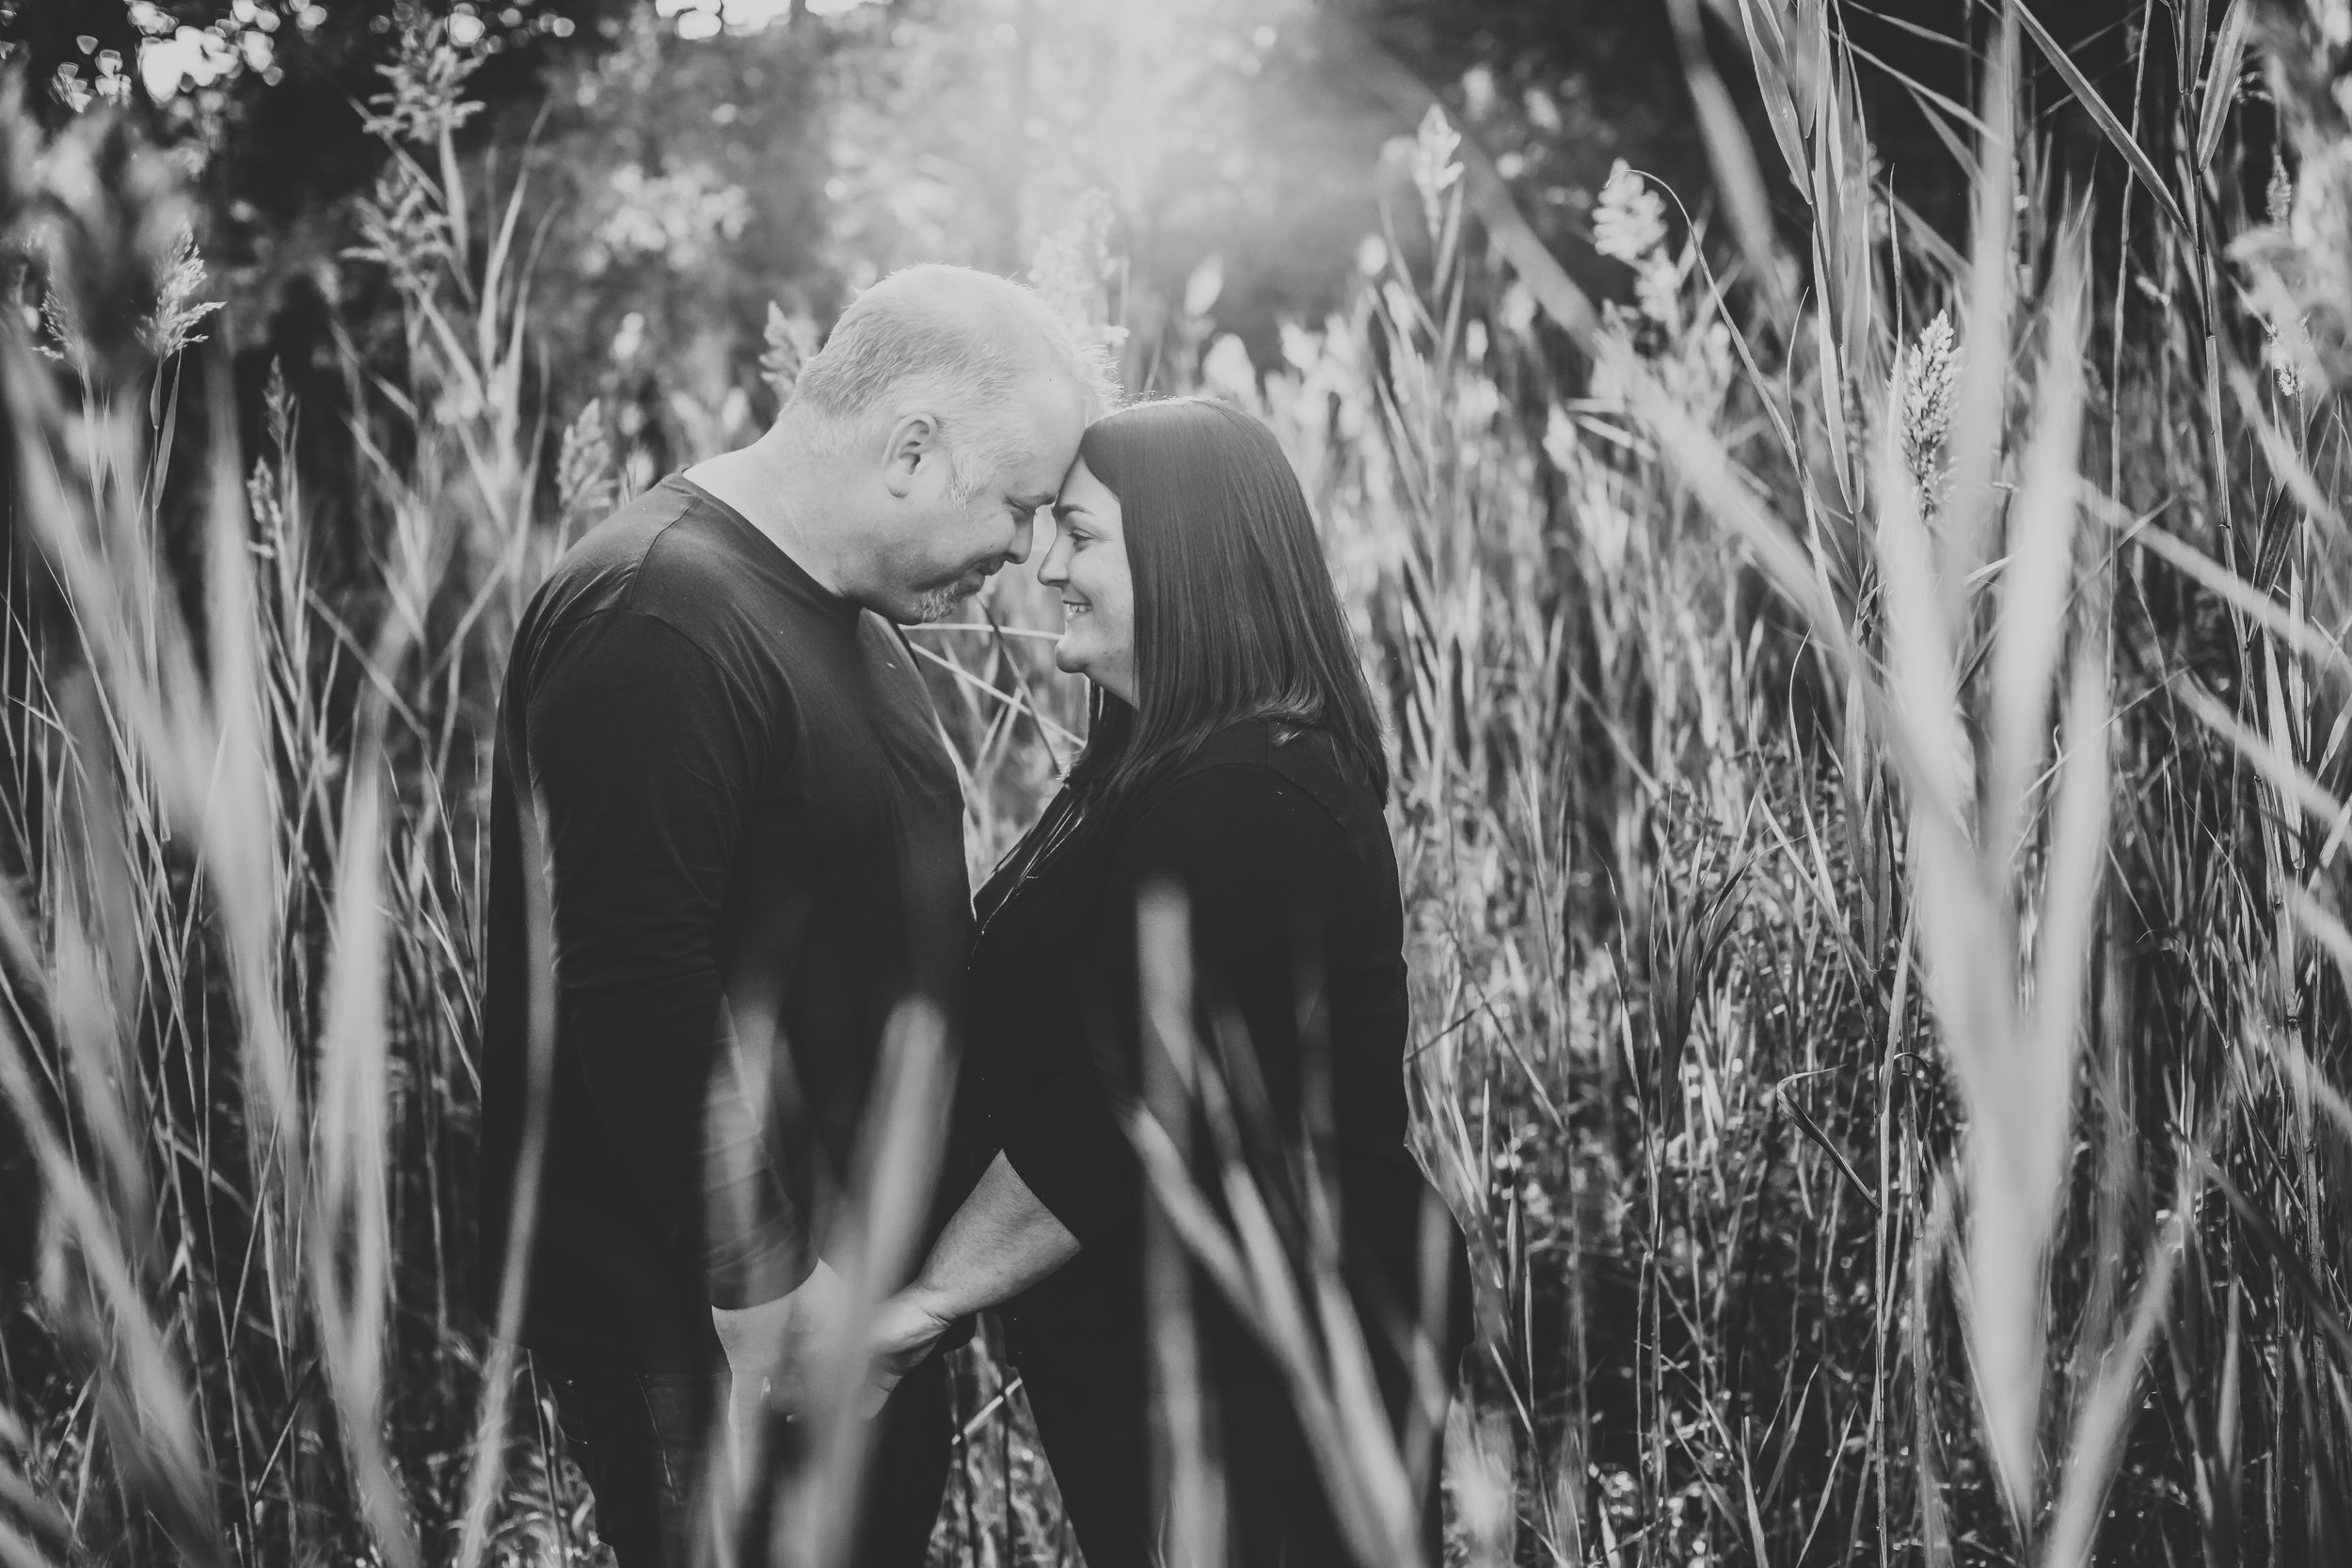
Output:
[999, 767, 1342, 1251]
[524, 608, 811, 1308]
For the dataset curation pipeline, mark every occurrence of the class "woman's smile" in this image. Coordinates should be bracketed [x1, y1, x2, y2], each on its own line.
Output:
[1036, 455, 1136, 705]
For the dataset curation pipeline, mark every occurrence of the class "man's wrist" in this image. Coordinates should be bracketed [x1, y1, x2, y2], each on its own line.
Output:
[899, 1276, 961, 1331]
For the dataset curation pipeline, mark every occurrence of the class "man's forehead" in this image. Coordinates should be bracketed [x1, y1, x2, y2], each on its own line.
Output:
[1004, 376, 1088, 478]
[1021, 366, 1091, 431]
[1004, 453, 1068, 505]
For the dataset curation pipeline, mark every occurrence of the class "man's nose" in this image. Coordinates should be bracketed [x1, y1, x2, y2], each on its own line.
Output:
[1008, 509, 1037, 566]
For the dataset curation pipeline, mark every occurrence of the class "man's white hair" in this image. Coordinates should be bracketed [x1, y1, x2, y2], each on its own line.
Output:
[787, 263, 1119, 499]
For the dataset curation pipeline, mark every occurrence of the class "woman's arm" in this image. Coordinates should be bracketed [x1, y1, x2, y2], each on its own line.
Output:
[868, 761, 1357, 1407]
[864, 1152, 1079, 1409]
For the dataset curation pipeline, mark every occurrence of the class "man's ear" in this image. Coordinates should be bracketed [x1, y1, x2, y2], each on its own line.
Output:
[882, 411, 946, 499]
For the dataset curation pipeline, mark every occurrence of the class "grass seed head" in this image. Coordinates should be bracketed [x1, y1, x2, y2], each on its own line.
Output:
[555, 397, 616, 530]
[140, 227, 220, 360]
[31, 109, 199, 383]
[1027, 187, 1132, 366]
[1593, 159, 1667, 268]
[360, 6, 487, 147]
[1408, 104, 1463, 243]
[1593, 160, 1681, 338]
[2240, 4, 2352, 390]
[1896, 310, 1957, 515]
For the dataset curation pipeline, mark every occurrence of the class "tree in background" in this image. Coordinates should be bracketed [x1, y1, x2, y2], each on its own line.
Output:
[1, 0, 1758, 459]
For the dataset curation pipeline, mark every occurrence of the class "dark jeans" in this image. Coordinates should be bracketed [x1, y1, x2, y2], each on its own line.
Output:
[535, 1351, 951, 1568]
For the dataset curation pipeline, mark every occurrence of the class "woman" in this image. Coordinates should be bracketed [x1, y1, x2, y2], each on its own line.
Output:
[868, 397, 1464, 1567]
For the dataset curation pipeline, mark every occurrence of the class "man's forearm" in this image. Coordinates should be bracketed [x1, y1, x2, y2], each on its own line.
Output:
[904, 1151, 1080, 1320]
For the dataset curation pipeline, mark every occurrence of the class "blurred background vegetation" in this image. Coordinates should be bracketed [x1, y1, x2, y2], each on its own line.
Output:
[3, 3, 2349, 1568]
[0, 0, 2068, 507]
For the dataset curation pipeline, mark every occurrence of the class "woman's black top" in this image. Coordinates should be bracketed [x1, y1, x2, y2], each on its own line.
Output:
[948, 717, 1459, 1391]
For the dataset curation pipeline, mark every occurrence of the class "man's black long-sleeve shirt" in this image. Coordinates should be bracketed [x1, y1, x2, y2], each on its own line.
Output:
[476, 477, 971, 1372]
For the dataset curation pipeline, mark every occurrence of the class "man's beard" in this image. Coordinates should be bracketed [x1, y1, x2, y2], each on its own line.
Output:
[909, 582, 967, 624]
[909, 561, 996, 624]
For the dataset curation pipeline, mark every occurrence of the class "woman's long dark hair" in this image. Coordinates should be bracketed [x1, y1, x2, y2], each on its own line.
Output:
[1068, 396, 1388, 802]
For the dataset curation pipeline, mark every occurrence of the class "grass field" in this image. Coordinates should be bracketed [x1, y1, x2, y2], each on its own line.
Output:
[2, 5, 2350, 1566]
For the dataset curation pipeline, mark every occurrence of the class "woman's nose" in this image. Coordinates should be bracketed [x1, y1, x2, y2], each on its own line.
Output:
[1035, 534, 1068, 585]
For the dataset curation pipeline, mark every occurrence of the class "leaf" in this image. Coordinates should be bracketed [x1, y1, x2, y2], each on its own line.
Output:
[2026, 653, 2109, 1203]
[1829, 50, 1876, 378]
[1813, 249, 1857, 511]
[2193, 1154, 2352, 1364]
[1735, 0, 1812, 194]
[2010, 0, 2188, 233]
[2197, 0, 2251, 172]
[1669, 0, 1790, 321]
[1774, 1074, 1881, 1212]
[2227, 363, 2352, 549]
[1944, 15, 2019, 620]
[1872, 404, 1976, 841]
[2042, 1202, 2187, 1568]
[2121, 516, 2352, 682]
[2176, 678, 2352, 843]
[1987, 217, 2088, 869]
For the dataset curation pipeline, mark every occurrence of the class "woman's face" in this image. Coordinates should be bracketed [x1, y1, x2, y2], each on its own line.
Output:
[1036, 455, 1137, 705]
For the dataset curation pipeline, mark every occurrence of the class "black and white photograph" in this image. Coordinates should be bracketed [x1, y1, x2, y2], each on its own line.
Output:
[0, 1, 2346, 1564]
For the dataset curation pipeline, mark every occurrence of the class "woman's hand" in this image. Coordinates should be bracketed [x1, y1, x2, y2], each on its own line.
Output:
[713, 1259, 848, 1478]
[862, 1288, 953, 1418]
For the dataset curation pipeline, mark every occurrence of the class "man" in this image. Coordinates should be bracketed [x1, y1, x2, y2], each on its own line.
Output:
[476, 264, 1104, 1568]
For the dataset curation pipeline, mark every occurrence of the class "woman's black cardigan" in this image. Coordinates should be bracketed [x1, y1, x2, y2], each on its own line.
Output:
[946, 718, 1461, 1386]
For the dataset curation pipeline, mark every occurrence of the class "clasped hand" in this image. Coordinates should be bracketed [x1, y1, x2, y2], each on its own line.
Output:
[858, 1287, 953, 1418]
[711, 1258, 849, 1477]
[713, 1262, 957, 1464]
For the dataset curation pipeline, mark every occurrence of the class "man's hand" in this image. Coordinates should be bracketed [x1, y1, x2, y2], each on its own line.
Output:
[861, 1287, 953, 1418]
[852, 1154, 1080, 1418]
[713, 1258, 849, 1477]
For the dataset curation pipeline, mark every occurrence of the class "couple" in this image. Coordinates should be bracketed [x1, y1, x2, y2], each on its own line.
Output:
[476, 264, 1463, 1568]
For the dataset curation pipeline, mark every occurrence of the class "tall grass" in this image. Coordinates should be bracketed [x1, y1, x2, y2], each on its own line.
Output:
[2, 4, 2349, 1567]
